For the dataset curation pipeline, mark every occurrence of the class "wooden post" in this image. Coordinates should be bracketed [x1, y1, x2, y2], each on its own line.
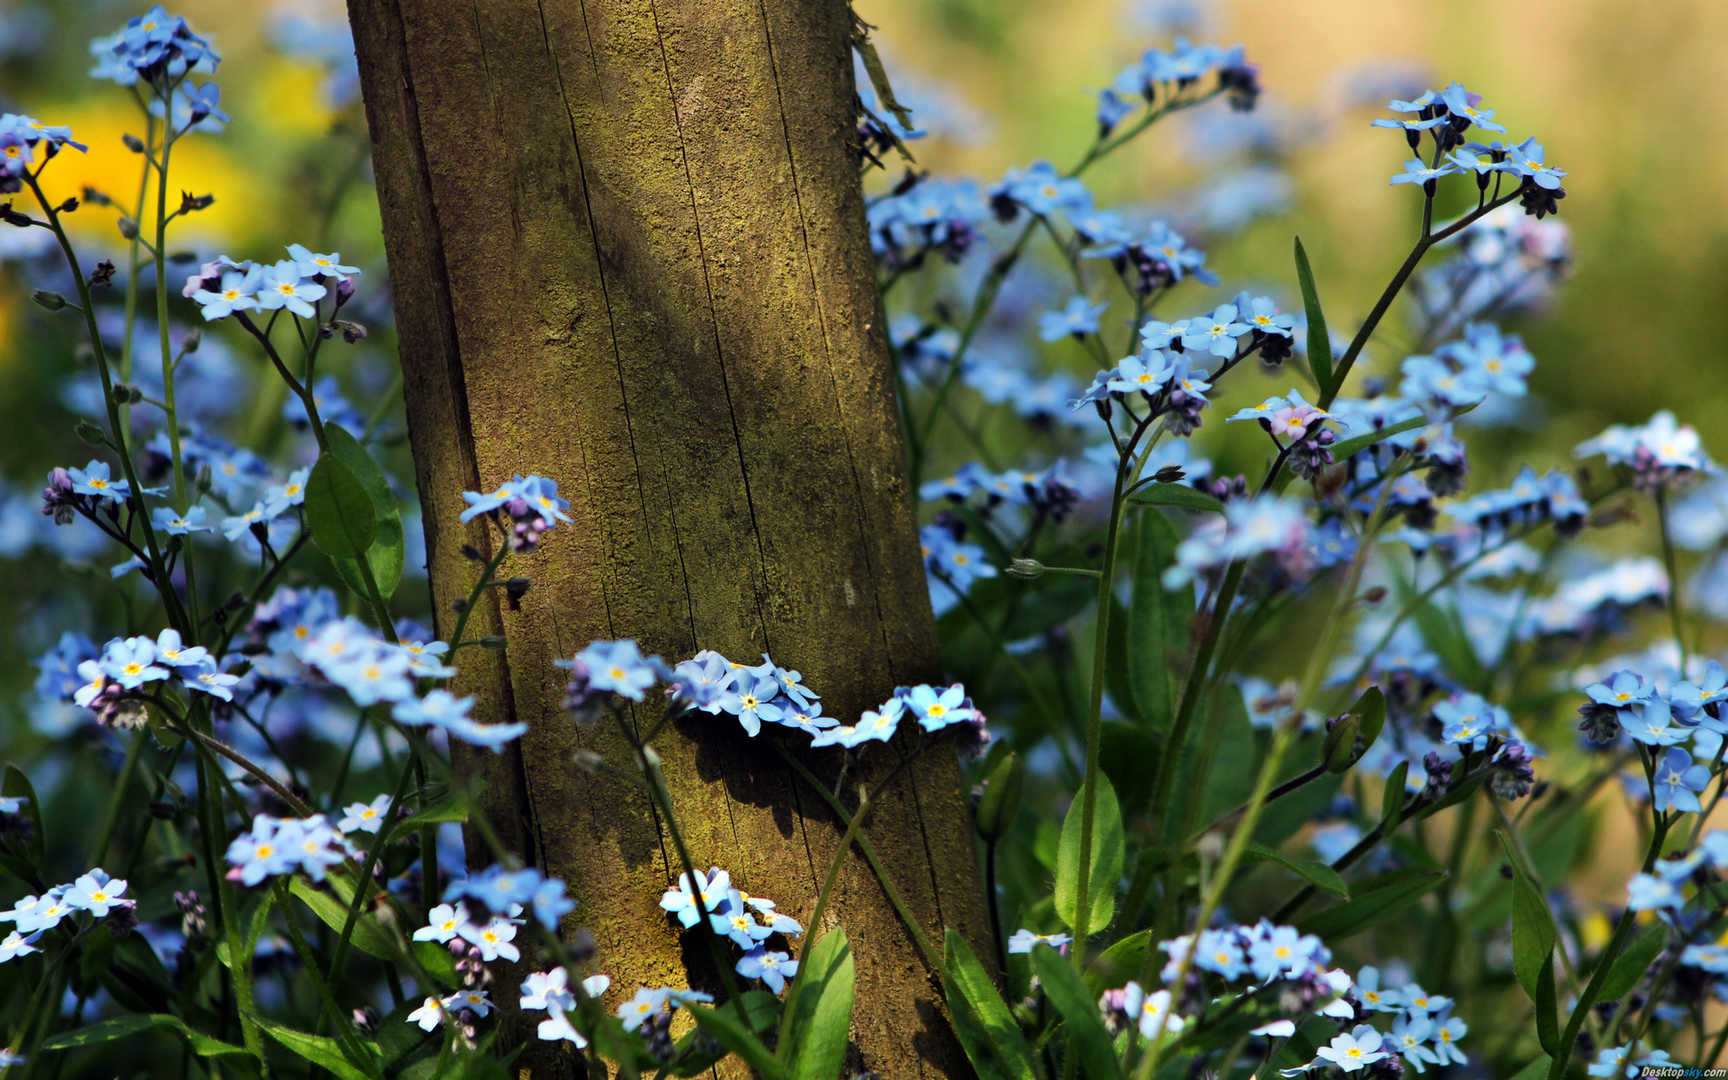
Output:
[347, 1, 989, 1073]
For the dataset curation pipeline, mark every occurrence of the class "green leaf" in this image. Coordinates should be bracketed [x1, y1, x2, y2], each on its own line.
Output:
[1596, 923, 1668, 1002]
[1127, 484, 1224, 514]
[398, 790, 469, 829]
[1536, 955, 1560, 1054]
[685, 1003, 787, 1080]
[784, 930, 855, 1080]
[1091, 929, 1153, 993]
[1507, 1058, 1551, 1080]
[305, 452, 376, 561]
[1030, 945, 1122, 1080]
[1295, 869, 1445, 941]
[942, 929, 1037, 1080]
[1127, 509, 1180, 737]
[1054, 772, 1124, 934]
[1325, 413, 1426, 464]
[1351, 685, 1386, 757]
[324, 424, 406, 601]
[3, 765, 45, 865]
[1244, 842, 1348, 899]
[41, 1013, 249, 1058]
[251, 1015, 377, 1080]
[1380, 761, 1410, 831]
[287, 873, 454, 984]
[1293, 236, 1333, 395]
[1496, 829, 1558, 1002]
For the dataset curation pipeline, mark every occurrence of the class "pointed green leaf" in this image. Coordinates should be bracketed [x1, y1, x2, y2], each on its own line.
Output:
[305, 452, 376, 561]
[1294, 237, 1333, 395]
[685, 1003, 787, 1079]
[1127, 510, 1179, 737]
[3, 765, 45, 865]
[1380, 761, 1411, 831]
[250, 1015, 377, 1080]
[41, 1013, 249, 1058]
[1244, 843, 1349, 899]
[325, 423, 406, 600]
[1295, 868, 1444, 940]
[1535, 956, 1560, 1054]
[1030, 944, 1122, 1080]
[398, 790, 469, 829]
[1596, 924, 1668, 1002]
[1127, 484, 1224, 514]
[785, 930, 855, 1080]
[1055, 773, 1124, 933]
[943, 929, 1036, 1080]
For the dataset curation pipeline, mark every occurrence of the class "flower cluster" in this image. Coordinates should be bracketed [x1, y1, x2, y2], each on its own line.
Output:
[59, 629, 238, 728]
[1098, 38, 1260, 137]
[1, 868, 136, 959]
[459, 473, 572, 552]
[661, 867, 803, 992]
[866, 176, 989, 267]
[0, 113, 86, 193]
[1576, 410, 1718, 490]
[183, 245, 360, 322]
[1374, 82, 1566, 218]
[224, 813, 360, 886]
[560, 638, 986, 752]
[88, 5, 221, 88]
[1165, 496, 1311, 589]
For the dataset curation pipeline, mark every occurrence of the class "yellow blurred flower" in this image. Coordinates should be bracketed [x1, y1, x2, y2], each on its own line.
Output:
[28, 100, 274, 247]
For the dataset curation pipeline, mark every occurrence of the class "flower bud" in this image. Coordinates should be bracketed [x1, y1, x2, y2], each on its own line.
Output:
[122, 133, 145, 153]
[117, 217, 139, 239]
[1322, 713, 1360, 773]
[31, 289, 66, 311]
[1006, 558, 1044, 579]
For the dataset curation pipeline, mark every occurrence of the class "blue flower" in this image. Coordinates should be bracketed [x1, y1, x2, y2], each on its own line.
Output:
[1585, 671, 1652, 709]
[1434, 693, 1508, 749]
[1388, 1014, 1438, 1073]
[285, 243, 360, 278]
[1429, 1014, 1468, 1066]
[187, 668, 240, 701]
[1355, 966, 1404, 1013]
[446, 864, 544, 916]
[255, 261, 326, 318]
[991, 161, 1092, 220]
[101, 636, 169, 690]
[529, 877, 575, 930]
[192, 267, 261, 320]
[224, 816, 298, 886]
[1106, 351, 1175, 395]
[659, 866, 731, 929]
[710, 893, 774, 949]
[63, 868, 132, 917]
[901, 683, 974, 732]
[67, 460, 130, 501]
[1626, 872, 1682, 912]
[1243, 296, 1296, 338]
[152, 628, 210, 670]
[1438, 82, 1505, 134]
[1625, 702, 1691, 747]
[1391, 158, 1462, 187]
[337, 794, 393, 834]
[735, 947, 798, 994]
[721, 675, 784, 737]
[1006, 929, 1071, 954]
[517, 475, 573, 526]
[1316, 1026, 1386, 1073]
[1193, 928, 1247, 980]
[576, 639, 660, 701]
[1037, 297, 1109, 342]
[152, 505, 213, 535]
[1505, 138, 1565, 191]
[1652, 747, 1709, 813]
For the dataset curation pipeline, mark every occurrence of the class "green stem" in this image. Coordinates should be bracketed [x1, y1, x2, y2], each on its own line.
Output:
[1546, 815, 1672, 1080]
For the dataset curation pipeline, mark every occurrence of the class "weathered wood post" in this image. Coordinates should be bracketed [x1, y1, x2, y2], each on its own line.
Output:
[346, 1, 989, 1073]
